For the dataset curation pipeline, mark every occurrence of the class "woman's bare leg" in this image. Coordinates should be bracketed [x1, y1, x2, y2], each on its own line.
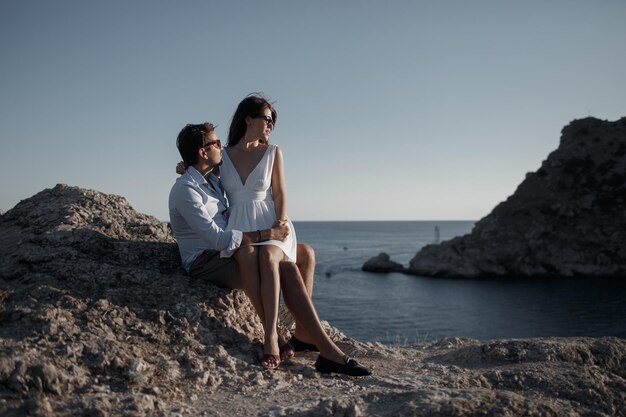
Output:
[296, 244, 315, 297]
[279, 262, 345, 364]
[258, 245, 285, 360]
[285, 244, 316, 344]
[232, 246, 265, 331]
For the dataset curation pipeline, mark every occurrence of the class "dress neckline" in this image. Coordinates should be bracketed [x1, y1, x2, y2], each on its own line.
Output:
[224, 144, 272, 187]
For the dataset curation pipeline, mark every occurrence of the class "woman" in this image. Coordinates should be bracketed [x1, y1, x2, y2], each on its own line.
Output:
[178, 95, 371, 375]
[220, 95, 297, 369]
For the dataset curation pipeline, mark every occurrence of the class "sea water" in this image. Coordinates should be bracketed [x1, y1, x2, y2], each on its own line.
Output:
[293, 221, 626, 344]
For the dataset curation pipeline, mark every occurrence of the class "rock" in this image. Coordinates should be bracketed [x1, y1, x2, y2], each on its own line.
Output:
[361, 252, 405, 273]
[0, 184, 267, 414]
[408, 116, 626, 278]
[126, 358, 150, 385]
[1, 184, 625, 416]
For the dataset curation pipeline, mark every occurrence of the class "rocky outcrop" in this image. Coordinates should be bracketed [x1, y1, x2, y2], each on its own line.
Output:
[0, 184, 269, 415]
[408, 116, 626, 278]
[1, 184, 626, 416]
[361, 252, 406, 273]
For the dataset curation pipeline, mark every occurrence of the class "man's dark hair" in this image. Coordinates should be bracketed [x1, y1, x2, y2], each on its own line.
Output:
[176, 123, 215, 166]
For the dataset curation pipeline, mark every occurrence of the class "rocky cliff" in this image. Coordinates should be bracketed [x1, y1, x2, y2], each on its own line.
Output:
[1, 185, 625, 416]
[408, 116, 626, 278]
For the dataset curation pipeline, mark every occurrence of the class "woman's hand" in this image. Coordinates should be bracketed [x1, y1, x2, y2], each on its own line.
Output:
[269, 223, 289, 241]
[273, 219, 288, 228]
[176, 161, 188, 175]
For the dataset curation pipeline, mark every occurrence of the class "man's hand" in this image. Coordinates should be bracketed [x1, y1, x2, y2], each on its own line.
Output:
[176, 161, 188, 175]
[269, 223, 289, 241]
[241, 224, 289, 246]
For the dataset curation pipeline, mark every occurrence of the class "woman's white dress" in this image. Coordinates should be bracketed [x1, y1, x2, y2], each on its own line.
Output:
[220, 144, 297, 262]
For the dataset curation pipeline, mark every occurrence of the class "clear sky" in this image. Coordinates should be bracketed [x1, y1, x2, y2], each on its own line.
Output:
[1, 1, 625, 221]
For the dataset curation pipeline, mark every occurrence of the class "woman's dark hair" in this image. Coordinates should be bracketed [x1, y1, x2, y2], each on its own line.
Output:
[176, 122, 215, 166]
[227, 94, 277, 147]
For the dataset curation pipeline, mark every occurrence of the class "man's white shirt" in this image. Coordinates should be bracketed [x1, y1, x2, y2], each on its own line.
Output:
[168, 166, 242, 272]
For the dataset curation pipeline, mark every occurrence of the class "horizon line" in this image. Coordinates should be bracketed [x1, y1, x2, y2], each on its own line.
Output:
[291, 219, 478, 222]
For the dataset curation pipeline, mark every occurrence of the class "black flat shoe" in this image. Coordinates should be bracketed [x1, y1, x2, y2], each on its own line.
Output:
[288, 336, 319, 352]
[314, 355, 372, 376]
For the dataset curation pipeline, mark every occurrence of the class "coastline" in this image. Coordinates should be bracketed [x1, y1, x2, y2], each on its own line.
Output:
[1, 185, 625, 416]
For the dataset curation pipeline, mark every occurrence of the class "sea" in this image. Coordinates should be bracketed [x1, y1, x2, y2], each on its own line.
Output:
[293, 221, 626, 345]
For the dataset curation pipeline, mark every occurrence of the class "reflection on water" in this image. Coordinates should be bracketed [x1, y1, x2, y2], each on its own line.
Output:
[294, 221, 626, 344]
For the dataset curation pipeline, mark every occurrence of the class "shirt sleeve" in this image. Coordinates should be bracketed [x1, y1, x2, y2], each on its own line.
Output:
[221, 230, 242, 258]
[175, 182, 242, 254]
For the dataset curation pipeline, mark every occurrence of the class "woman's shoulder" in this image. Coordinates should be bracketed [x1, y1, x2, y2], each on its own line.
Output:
[267, 143, 284, 161]
[258, 142, 278, 155]
[268, 143, 281, 152]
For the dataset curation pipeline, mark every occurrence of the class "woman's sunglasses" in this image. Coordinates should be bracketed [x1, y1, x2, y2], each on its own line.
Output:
[252, 115, 274, 126]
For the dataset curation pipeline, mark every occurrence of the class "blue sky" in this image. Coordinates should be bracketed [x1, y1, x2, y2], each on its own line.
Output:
[1, 1, 625, 221]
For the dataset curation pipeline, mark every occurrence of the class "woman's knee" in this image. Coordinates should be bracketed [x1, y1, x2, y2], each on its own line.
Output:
[235, 245, 258, 264]
[237, 245, 258, 258]
[279, 262, 300, 285]
[259, 245, 282, 266]
[296, 244, 315, 266]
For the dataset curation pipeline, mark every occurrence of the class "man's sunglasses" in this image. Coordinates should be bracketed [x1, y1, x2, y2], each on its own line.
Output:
[202, 139, 222, 149]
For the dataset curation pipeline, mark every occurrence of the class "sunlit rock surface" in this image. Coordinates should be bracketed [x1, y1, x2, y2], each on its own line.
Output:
[1, 185, 625, 416]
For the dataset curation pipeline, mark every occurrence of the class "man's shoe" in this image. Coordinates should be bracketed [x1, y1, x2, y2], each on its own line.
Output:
[289, 336, 319, 352]
[314, 355, 372, 376]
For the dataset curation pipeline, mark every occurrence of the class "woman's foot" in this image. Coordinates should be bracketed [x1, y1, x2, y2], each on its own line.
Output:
[260, 354, 280, 370]
[263, 332, 281, 368]
[288, 335, 318, 352]
[278, 333, 295, 361]
[314, 355, 372, 376]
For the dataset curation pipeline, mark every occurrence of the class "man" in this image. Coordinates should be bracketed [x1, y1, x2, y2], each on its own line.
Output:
[169, 123, 370, 376]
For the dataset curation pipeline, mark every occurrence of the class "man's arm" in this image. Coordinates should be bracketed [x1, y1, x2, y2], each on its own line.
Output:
[175, 182, 289, 253]
[174, 182, 242, 254]
[241, 226, 289, 246]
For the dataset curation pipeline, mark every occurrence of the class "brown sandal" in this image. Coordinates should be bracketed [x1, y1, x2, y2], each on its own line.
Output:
[279, 342, 295, 361]
[260, 354, 280, 370]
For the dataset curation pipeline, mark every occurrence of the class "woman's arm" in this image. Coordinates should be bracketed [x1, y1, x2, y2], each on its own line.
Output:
[271, 146, 288, 224]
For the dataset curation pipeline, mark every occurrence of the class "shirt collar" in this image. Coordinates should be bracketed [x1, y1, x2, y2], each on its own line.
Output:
[186, 166, 209, 186]
[187, 166, 223, 196]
